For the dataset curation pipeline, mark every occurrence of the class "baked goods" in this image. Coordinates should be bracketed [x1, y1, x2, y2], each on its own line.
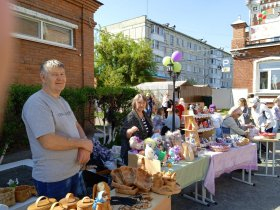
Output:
[209, 143, 231, 152]
[259, 132, 276, 139]
[151, 172, 181, 196]
[111, 166, 152, 195]
[236, 138, 250, 146]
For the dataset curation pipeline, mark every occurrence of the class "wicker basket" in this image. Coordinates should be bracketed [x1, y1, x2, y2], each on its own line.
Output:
[236, 138, 250, 146]
[209, 144, 230, 152]
[15, 185, 35, 203]
[0, 187, 16, 207]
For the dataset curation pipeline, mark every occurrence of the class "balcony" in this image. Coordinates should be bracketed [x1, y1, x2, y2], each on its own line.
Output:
[151, 33, 164, 42]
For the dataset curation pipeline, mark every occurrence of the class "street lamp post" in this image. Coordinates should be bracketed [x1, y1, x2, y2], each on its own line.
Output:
[167, 63, 181, 131]
[162, 51, 182, 131]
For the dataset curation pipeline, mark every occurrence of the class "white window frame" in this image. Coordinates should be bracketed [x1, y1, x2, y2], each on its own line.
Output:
[11, 4, 77, 49]
[253, 57, 280, 93]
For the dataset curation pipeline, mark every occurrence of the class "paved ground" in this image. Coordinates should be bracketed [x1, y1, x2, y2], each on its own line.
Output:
[172, 143, 280, 210]
[1, 145, 280, 210]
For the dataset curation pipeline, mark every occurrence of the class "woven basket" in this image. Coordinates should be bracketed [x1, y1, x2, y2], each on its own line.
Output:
[209, 144, 230, 152]
[0, 187, 16, 207]
[15, 185, 34, 202]
[236, 138, 250, 146]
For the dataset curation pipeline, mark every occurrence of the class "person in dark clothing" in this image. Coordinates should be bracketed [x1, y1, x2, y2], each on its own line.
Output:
[120, 94, 153, 165]
[146, 93, 154, 118]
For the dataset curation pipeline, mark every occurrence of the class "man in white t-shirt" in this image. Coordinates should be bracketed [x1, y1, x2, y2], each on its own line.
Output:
[248, 97, 274, 133]
[22, 60, 93, 200]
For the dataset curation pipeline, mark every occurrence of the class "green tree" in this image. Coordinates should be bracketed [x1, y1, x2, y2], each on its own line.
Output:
[95, 31, 156, 86]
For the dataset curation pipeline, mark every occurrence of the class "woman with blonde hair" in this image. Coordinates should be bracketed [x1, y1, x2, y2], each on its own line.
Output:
[120, 94, 153, 165]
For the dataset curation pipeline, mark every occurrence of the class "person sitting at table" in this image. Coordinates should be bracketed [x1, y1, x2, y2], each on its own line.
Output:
[120, 93, 153, 165]
[221, 106, 249, 137]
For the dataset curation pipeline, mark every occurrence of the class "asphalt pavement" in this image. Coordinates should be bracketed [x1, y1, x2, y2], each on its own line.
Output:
[171, 143, 280, 210]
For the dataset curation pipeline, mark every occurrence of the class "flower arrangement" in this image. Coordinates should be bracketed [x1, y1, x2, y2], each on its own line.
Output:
[7, 178, 19, 187]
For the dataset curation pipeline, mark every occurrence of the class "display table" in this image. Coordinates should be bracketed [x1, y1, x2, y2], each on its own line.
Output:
[9, 197, 37, 210]
[204, 143, 258, 195]
[110, 189, 171, 210]
[162, 156, 210, 188]
[162, 156, 210, 205]
[252, 136, 279, 177]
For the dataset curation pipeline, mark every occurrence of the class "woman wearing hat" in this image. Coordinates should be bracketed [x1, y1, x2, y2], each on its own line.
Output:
[248, 97, 274, 133]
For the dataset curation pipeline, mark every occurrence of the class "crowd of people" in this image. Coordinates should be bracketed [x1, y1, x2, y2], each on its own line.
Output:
[18, 58, 280, 200]
[120, 92, 280, 165]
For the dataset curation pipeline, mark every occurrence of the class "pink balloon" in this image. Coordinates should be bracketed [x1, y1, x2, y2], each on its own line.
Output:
[171, 51, 182, 62]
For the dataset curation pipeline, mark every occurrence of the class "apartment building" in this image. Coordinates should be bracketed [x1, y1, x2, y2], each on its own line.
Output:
[231, 0, 280, 101]
[103, 15, 233, 88]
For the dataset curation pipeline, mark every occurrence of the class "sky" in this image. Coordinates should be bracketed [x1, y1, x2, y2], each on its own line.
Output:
[94, 0, 250, 52]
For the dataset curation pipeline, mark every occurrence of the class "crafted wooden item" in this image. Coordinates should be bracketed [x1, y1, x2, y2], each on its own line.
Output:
[76, 196, 94, 210]
[15, 185, 37, 203]
[27, 196, 57, 210]
[0, 187, 15, 207]
[59, 193, 79, 209]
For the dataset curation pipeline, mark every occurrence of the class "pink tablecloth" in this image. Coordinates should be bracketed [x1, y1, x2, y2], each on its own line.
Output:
[204, 143, 258, 195]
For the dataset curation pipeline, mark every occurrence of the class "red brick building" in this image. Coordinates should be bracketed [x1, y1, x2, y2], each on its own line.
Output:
[231, 0, 280, 102]
[11, 0, 102, 87]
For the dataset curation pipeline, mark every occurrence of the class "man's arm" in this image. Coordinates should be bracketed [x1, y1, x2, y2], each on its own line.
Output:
[76, 121, 87, 139]
[38, 134, 93, 152]
[75, 121, 92, 164]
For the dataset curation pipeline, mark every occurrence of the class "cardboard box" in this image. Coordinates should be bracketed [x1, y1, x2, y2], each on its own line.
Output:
[128, 153, 161, 175]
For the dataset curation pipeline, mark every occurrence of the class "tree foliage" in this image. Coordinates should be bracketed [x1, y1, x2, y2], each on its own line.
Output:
[95, 31, 156, 86]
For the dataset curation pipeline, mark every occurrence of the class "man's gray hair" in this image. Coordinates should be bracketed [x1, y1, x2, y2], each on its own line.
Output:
[40, 59, 64, 74]
[228, 106, 241, 116]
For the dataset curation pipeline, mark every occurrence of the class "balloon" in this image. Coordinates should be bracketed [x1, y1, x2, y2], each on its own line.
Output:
[258, 13, 263, 18]
[162, 56, 172, 66]
[262, 10, 267, 15]
[262, 15, 267, 19]
[258, 17, 263, 22]
[171, 51, 182, 62]
[173, 62, 182, 73]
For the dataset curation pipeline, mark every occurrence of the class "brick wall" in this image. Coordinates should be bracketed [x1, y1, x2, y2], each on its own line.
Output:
[231, 21, 280, 96]
[232, 59, 254, 92]
[13, 0, 102, 87]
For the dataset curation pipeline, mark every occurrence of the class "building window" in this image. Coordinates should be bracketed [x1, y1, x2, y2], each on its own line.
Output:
[257, 60, 280, 91]
[43, 23, 72, 45]
[11, 5, 77, 49]
[176, 38, 180, 45]
[170, 35, 174, 45]
[15, 16, 40, 38]
[260, 71, 268, 89]
[151, 25, 155, 33]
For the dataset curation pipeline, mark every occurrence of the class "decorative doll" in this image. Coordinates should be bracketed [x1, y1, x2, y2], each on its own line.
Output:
[129, 136, 144, 154]
[92, 191, 112, 210]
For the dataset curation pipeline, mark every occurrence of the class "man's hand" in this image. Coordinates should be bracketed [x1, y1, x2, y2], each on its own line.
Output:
[81, 139, 94, 153]
[77, 148, 91, 164]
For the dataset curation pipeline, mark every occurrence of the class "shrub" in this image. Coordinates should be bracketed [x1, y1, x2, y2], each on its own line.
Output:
[0, 84, 138, 153]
